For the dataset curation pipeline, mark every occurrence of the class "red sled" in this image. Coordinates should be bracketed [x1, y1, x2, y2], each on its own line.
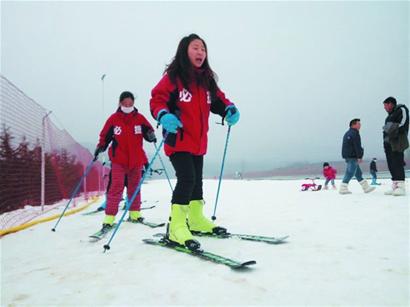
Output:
[301, 178, 322, 191]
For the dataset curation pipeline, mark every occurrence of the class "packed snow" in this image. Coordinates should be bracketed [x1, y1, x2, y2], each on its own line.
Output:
[1, 178, 409, 306]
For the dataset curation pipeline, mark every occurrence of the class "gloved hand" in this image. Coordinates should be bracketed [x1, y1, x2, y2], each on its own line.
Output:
[157, 110, 183, 133]
[225, 105, 240, 126]
[143, 129, 157, 143]
[94, 146, 104, 160]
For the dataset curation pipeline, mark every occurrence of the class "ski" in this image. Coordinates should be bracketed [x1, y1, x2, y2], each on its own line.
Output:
[143, 236, 256, 270]
[82, 205, 157, 216]
[193, 232, 289, 244]
[140, 205, 157, 211]
[154, 232, 289, 244]
[82, 207, 105, 216]
[126, 217, 165, 228]
[89, 223, 117, 242]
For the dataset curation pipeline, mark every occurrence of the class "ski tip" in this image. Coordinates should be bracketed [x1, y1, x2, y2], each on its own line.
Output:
[142, 238, 157, 244]
[270, 235, 290, 244]
[232, 260, 257, 270]
[153, 233, 165, 238]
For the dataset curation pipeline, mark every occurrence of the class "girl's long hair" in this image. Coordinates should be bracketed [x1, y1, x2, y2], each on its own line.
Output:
[165, 33, 218, 97]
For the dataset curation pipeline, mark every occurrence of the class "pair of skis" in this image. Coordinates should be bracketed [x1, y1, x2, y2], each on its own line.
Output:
[90, 224, 288, 270]
[144, 232, 288, 270]
[88, 209, 288, 269]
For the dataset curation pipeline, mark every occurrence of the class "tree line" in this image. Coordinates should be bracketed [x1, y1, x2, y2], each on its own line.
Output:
[0, 125, 99, 214]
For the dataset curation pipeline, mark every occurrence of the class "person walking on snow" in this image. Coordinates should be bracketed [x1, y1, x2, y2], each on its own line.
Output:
[369, 158, 381, 185]
[339, 118, 375, 194]
[382, 97, 409, 196]
[149, 33, 240, 250]
[94, 91, 156, 232]
[322, 162, 337, 190]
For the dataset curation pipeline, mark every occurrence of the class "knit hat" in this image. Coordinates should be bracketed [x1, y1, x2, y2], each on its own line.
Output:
[323, 162, 329, 167]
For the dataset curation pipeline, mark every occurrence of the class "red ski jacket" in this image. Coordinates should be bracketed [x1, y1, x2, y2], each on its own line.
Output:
[97, 108, 154, 169]
[323, 166, 337, 179]
[150, 74, 233, 156]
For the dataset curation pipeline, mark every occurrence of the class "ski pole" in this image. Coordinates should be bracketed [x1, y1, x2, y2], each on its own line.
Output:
[52, 158, 96, 231]
[154, 142, 173, 192]
[103, 137, 166, 252]
[211, 125, 231, 221]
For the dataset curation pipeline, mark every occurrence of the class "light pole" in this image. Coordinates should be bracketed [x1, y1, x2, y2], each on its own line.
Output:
[101, 74, 106, 118]
[41, 111, 52, 212]
[100, 74, 106, 194]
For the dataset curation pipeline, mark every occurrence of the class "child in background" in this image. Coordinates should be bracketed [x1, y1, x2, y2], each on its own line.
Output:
[369, 158, 381, 185]
[323, 162, 337, 190]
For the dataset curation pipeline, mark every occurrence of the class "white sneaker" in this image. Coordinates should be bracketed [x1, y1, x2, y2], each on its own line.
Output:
[384, 181, 398, 195]
[392, 181, 406, 196]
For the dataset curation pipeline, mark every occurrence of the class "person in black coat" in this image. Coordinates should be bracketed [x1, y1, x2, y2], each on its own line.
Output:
[382, 96, 409, 196]
[339, 118, 375, 194]
[369, 158, 380, 185]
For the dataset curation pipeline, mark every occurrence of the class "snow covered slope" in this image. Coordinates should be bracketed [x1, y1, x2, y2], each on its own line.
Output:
[1, 179, 408, 306]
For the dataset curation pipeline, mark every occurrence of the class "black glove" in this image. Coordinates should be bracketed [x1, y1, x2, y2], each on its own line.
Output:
[143, 129, 157, 143]
[94, 146, 104, 160]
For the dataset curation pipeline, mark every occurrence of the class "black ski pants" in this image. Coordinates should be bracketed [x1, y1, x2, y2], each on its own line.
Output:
[169, 152, 204, 205]
[384, 142, 405, 181]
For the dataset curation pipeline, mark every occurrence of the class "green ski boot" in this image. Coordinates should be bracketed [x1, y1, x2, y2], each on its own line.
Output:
[128, 210, 143, 222]
[188, 200, 227, 235]
[103, 214, 115, 226]
[168, 204, 200, 250]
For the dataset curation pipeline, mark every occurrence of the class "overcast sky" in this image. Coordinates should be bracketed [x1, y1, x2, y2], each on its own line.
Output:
[1, 1, 408, 174]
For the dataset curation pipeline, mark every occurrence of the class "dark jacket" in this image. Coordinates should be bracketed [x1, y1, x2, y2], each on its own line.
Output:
[383, 104, 409, 152]
[342, 128, 363, 159]
[370, 160, 377, 172]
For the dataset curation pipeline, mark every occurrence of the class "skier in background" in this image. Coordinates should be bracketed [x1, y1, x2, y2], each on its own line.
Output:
[149, 33, 240, 250]
[94, 91, 156, 233]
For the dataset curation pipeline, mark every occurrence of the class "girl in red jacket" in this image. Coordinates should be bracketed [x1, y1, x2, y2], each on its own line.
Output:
[323, 162, 337, 190]
[150, 34, 240, 250]
[94, 91, 156, 232]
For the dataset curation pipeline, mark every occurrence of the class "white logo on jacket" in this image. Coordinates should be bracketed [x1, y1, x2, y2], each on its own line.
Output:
[179, 88, 192, 102]
[134, 125, 142, 134]
[206, 91, 211, 104]
[114, 126, 122, 135]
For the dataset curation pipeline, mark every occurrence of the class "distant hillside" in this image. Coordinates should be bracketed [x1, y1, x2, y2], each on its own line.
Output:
[240, 159, 397, 179]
